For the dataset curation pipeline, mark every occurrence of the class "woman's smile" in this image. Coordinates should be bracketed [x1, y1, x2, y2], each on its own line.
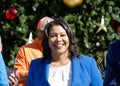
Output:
[54, 43, 64, 48]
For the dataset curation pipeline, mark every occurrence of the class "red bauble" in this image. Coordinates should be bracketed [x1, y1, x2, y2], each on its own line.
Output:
[5, 7, 17, 20]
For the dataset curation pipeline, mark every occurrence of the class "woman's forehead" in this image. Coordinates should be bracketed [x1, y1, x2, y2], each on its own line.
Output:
[49, 25, 66, 33]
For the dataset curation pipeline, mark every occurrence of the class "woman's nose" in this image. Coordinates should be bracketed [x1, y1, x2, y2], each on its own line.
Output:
[56, 35, 62, 41]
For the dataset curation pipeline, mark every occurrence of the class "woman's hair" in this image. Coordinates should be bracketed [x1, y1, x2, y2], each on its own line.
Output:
[42, 18, 80, 59]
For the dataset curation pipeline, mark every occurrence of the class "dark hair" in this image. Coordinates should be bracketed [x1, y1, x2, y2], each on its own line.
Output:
[42, 18, 80, 59]
[109, 19, 120, 32]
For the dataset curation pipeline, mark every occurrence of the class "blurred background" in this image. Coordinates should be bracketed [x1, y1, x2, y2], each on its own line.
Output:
[0, 0, 120, 78]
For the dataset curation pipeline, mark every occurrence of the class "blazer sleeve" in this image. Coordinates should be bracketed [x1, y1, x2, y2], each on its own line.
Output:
[90, 58, 103, 86]
[104, 45, 118, 85]
[0, 53, 9, 86]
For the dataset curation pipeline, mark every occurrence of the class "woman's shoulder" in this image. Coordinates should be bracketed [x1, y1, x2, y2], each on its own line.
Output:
[31, 58, 44, 64]
[77, 54, 99, 73]
[76, 54, 96, 67]
[78, 54, 95, 62]
[31, 57, 50, 67]
[29, 58, 45, 71]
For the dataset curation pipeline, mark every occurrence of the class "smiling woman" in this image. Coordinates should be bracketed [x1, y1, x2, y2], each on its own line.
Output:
[27, 18, 103, 86]
[48, 25, 70, 58]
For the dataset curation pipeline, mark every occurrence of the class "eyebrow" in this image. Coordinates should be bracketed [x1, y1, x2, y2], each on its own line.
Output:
[50, 32, 66, 34]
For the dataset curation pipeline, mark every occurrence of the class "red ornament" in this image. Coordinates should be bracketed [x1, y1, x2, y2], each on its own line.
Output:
[5, 7, 17, 20]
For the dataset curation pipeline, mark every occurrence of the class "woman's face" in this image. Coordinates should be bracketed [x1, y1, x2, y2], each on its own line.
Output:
[48, 25, 69, 55]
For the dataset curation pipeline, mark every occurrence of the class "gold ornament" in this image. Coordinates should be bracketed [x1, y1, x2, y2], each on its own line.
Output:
[63, 0, 83, 8]
[96, 16, 107, 33]
[96, 51, 104, 65]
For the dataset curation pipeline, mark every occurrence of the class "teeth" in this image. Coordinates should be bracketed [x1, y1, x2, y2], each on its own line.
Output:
[55, 44, 63, 47]
[56, 44, 62, 46]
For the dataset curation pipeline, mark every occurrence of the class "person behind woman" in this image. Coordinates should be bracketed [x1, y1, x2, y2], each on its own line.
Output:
[0, 36, 9, 86]
[104, 19, 120, 85]
[9, 16, 54, 86]
[27, 18, 103, 86]
[0, 53, 9, 86]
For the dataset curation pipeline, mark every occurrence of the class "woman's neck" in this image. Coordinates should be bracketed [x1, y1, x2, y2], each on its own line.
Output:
[51, 52, 71, 67]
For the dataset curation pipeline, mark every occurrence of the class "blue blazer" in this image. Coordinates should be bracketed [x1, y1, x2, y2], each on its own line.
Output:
[27, 55, 103, 86]
[104, 40, 120, 85]
[0, 53, 9, 86]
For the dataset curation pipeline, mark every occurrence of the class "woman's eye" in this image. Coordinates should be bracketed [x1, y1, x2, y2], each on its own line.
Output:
[61, 34, 66, 37]
[50, 34, 56, 37]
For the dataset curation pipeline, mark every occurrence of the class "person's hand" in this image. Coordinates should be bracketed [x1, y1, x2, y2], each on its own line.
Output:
[9, 70, 19, 86]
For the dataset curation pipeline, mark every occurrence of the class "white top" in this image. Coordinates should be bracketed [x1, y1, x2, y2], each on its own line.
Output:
[48, 63, 72, 86]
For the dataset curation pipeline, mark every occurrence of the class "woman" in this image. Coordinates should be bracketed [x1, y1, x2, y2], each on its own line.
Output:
[27, 18, 103, 86]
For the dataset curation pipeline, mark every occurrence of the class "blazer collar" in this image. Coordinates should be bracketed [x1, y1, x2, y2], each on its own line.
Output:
[43, 56, 82, 86]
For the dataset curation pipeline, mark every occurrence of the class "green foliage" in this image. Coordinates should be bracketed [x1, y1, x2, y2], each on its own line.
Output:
[0, 0, 120, 76]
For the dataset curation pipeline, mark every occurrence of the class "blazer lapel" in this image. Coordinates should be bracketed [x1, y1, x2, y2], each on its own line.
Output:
[71, 57, 82, 86]
[43, 58, 50, 86]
